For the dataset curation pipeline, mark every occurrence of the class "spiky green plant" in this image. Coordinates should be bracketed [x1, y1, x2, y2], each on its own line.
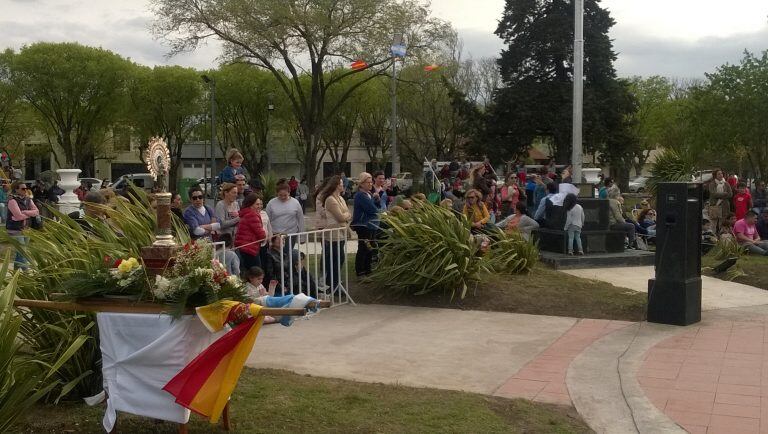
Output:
[0, 255, 89, 431]
[370, 203, 485, 299]
[0, 186, 187, 398]
[482, 231, 539, 274]
[260, 171, 278, 203]
[704, 238, 747, 281]
[647, 148, 697, 194]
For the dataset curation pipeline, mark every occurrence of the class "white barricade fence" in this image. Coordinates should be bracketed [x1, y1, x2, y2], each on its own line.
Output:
[210, 228, 354, 307]
[278, 228, 354, 306]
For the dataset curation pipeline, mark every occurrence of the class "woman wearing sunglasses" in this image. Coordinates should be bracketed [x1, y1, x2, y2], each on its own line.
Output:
[463, 188, 490, 233]
[6, 181, 39, 269]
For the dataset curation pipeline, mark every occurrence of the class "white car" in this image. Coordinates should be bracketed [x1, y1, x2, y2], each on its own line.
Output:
[196, 177, 218, 198]
[392, 172, 413, 191]
[628, 176, 649, 193]
[77, 177, 103, 190]
[111, 173, 155, 192]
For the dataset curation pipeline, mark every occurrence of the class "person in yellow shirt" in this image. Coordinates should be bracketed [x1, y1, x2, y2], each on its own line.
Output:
[463, 189, 490, 233]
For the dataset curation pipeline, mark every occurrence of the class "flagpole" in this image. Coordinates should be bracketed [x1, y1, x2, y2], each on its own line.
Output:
[572, 0, 584, 184]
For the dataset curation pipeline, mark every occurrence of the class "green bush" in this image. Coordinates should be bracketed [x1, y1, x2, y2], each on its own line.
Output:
[370, 203, 538, 299]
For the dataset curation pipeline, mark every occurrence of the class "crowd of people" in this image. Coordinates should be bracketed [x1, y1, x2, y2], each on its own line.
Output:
[706, 170, 768, 255]
[5, 150, 768, 285]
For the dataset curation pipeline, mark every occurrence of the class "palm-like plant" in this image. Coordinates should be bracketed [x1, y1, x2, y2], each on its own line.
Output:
[0, 187, 185, 398]
[0, 256, 88, 431]
[483, 231, 539, 274]
[371, 204, 484, 299]
[371, 203, 539, 299]
[647, 147, 697, 194]
[260, 172, 279, 203]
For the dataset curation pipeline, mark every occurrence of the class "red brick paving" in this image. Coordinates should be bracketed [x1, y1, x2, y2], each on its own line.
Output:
[494, 318, 632, 406]
[639, 320, 768, 434]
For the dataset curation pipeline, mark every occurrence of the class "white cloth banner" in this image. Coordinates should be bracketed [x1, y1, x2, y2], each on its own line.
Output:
[97, 313, 221, 432]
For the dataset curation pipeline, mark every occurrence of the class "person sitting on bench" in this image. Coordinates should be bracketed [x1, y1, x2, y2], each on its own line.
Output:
[608, 188, 637, 249]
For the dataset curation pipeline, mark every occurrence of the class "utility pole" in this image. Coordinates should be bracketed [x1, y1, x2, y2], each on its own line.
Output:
[201, 75, 216, 197]
[572, 0, 584, 184]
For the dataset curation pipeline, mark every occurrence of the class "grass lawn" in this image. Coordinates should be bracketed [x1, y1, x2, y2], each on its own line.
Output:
[18, 369, 591, 434]
[702, 253, 768, 290]
[352, 264, 647, 322]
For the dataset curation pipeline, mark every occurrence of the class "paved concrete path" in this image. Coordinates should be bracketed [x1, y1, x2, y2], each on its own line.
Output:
[563, 266, 768, 311]
[248, 304, 576, 395]
[246, 272, 768, 433]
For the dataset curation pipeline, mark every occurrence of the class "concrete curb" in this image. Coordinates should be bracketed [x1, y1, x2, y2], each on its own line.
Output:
[567, 322, 686, 434]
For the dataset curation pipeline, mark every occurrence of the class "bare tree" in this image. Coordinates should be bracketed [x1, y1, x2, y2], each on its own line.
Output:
[151, 0, 452, 187]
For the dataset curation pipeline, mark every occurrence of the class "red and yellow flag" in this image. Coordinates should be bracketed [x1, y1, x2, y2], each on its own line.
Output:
[351, 60, 368, 71]
[163, 301, 264, 424]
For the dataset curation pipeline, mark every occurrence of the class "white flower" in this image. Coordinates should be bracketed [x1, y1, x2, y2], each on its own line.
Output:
[226, 275, 241, 287]
[153, 275, 173, 299]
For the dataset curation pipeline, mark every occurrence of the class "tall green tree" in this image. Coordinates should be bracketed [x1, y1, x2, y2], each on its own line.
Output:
[7, 43, 130, 176]
[691, 51, 768, 179]
[151, 0, 452, 187]
[0, 51, 32, 168]
[358, 77, 391, 171]
[487, 0, 631, 166]
[211, 64, 290, 177]
[127, 65, 204, 187]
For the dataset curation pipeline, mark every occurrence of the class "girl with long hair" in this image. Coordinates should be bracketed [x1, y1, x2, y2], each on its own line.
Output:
[563, 193, 585, 255]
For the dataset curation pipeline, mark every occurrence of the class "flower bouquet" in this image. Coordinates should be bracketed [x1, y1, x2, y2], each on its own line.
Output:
[56, 240, 247, 318]
[150, 240, 247, 317]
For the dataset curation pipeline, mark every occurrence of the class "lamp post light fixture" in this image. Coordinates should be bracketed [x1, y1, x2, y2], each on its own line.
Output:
[201, 74, 216, 198]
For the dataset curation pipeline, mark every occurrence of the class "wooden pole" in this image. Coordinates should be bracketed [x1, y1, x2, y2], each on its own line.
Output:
[13, 298, 330, 316]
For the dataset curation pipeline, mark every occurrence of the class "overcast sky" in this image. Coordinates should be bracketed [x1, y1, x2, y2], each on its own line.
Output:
[2, 0, 767, 78]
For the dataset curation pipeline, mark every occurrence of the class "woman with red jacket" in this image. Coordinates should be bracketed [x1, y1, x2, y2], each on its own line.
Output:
[235, 193, 266, 270]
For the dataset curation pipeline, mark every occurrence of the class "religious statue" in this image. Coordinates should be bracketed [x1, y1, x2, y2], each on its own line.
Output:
[144, 137, 175, 247]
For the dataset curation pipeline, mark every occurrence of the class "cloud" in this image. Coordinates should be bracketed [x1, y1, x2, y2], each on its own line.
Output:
[611, 26, 768, 78]
[452, 23, 768, 78]
[456, 27, 505, 60]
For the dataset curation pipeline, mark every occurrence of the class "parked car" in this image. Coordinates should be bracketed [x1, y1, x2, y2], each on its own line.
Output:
[628, 176, 649, 193]
[111, 173, 155, 192]
[77, 177, 103, 190]
[692, 170, 713, 184]
[392, 172, 413, 192]
[196, 177, 218, 198]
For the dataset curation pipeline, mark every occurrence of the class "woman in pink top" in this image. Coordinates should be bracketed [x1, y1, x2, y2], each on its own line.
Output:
[500, 173, 522, 218]
[6, 181, 39, 269]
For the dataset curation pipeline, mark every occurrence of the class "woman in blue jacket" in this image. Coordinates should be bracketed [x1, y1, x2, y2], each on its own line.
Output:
[351, 172, 379, 276]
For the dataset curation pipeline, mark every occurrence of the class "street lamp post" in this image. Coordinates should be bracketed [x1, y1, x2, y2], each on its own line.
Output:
[266, 93, 275, 172]
[390, 33, 406, 176]
[201, 75, 216, 197]
[572, 0, 584, 183]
